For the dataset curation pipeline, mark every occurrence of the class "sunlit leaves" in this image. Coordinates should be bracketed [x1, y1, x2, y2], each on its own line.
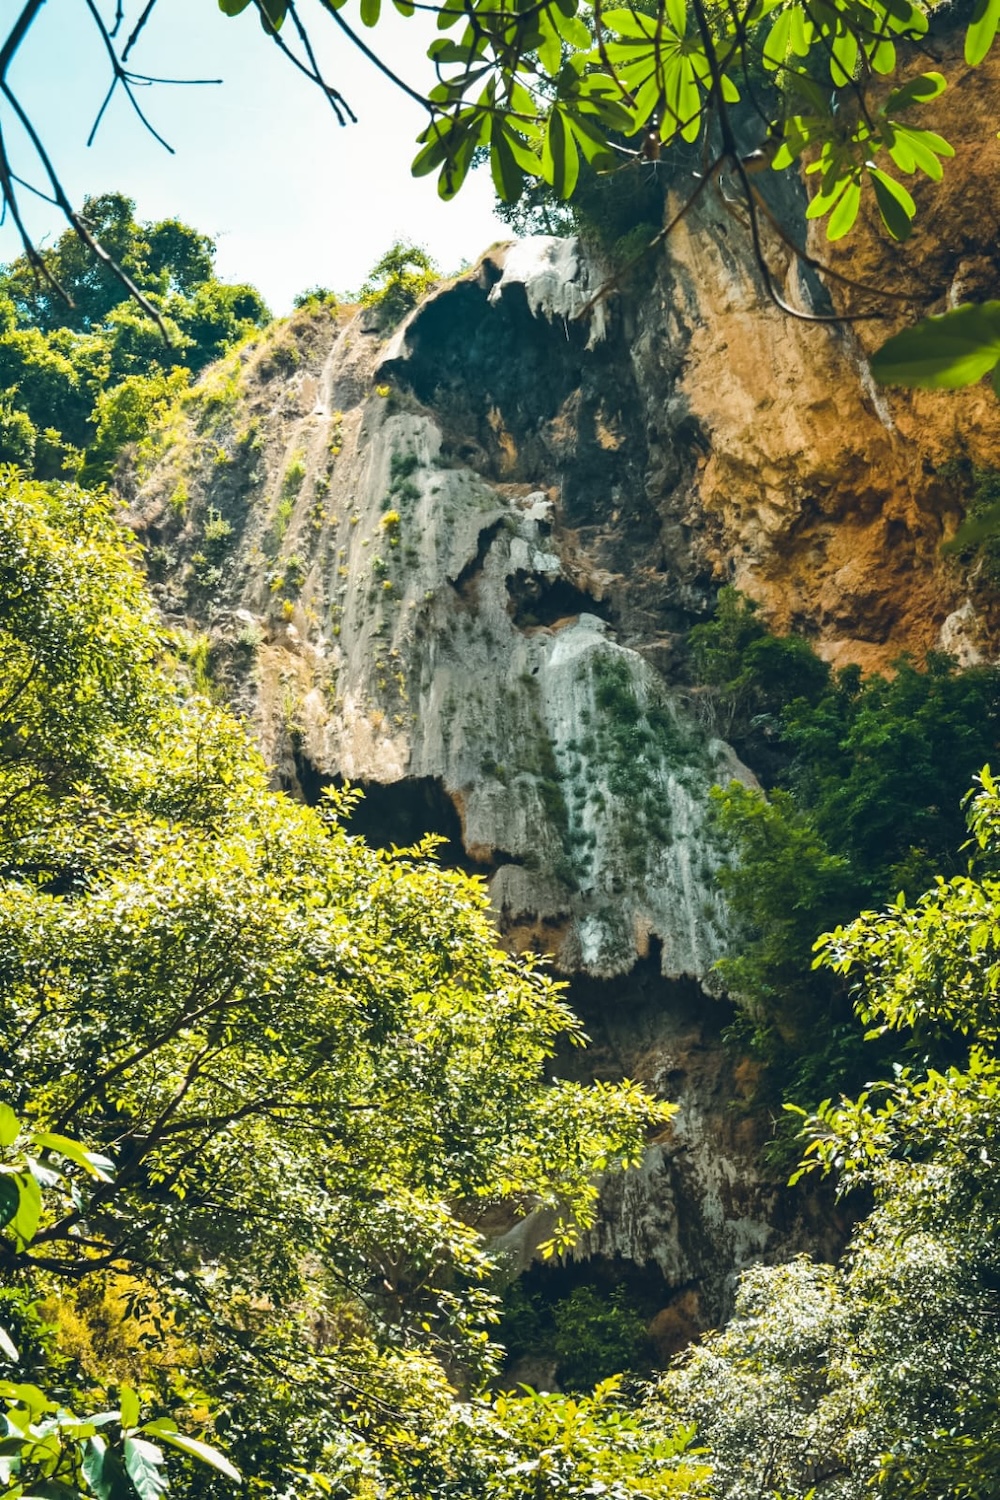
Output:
[966, 0, 1000, 64]
[383, 0, 985, 245]
[871, 301, 1000, 391]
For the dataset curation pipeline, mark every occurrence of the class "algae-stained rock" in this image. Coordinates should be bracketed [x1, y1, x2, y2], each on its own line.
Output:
[134, 254, 748, 986]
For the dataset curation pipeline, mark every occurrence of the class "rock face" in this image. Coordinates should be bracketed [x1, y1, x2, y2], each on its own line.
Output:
[133, 89, 999, 1339]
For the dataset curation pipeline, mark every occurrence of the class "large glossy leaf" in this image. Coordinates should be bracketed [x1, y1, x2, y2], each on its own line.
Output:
[0, 1107, 18, 1151]
[871, 302, 1000, 389]
[142, 1424, 241, 1484]
[82, 1439, 130, 1500]
[123, 1438, 166, 1500]
[966, 0, 1000, 64]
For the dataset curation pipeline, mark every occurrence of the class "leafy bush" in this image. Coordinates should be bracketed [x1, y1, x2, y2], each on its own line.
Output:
[553, 1286, 651, 1390]
[0, 192, 269, 483]
[699, 590, 1000, 1103]
[359, 241, 438, 327]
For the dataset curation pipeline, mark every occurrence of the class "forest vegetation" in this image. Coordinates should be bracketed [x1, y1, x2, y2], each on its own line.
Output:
[2, 224, 1000, 1491]
[1, 0, 999, 1485]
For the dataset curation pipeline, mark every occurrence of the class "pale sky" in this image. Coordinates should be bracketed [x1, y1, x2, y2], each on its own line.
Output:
[2, 0, 510, 312]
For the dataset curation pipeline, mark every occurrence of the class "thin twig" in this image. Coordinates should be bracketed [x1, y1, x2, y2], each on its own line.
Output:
[317, 0, 434, 109]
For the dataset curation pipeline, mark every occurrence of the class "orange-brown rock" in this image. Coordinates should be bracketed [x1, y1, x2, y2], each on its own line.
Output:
[650, 37, 1000, 669]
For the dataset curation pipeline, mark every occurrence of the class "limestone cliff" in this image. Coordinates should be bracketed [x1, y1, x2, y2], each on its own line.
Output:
[131, 79, 999, 1335]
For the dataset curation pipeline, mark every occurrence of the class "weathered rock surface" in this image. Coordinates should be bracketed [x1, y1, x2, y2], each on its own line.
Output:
[132, 81, 999, 1338]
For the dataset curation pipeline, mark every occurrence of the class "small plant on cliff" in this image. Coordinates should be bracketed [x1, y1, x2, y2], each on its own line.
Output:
[359, 241, 438, 328]
[201, 505, 233, 560]
[280, 453, 306, 500]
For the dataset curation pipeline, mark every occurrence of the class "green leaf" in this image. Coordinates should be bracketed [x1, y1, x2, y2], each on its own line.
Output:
[0, 1108, 18, 1152]
[0, 1327, 18, 1365]
[82, 1439, 130, 1500]
[966, 0, 1000, 64]
[32, 1135, 112, 1183]
[664, 0, 686, 33]
[868, 167, 915, 240]
[411, 124, 453, 179]
[553, 10, 591, 47]
[217, 0, 252, 13]
[256, 0, 286, 30]
[543, 108, 579, 199]
[829, 25, 858, 84]
[601, 9, 656, 38]
[763, 8, 792, 69]
[118, 1389, 140, 1434]
[536, 9, 562, 73]
[9, 1174, 40, 1250]
[490, 126, 524, 203]
[0, 1179, 18, 1232]
[142, 1427, 241, 1484]
[870, 302, 1000, 389]
[885, 70, 947, 110]
[826, 177, 861, 239]
[123, 1439, 166, 1500]
[886, 125, 954, 179]
[360, 0, 381, 26]
[869, 35, 896, 72]
[436, 116, 483, 200]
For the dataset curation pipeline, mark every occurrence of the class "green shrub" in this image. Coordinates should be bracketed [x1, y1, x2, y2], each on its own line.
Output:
[201, 506, 233, 561]
[359, 242, 438, 328]
[553, 1287, 650, 1390]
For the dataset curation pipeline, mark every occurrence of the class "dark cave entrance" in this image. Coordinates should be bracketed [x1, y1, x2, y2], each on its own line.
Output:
[507, 569, 613, 631]
[291, 744, 491, 873]
[497, 1253, 695, 1388]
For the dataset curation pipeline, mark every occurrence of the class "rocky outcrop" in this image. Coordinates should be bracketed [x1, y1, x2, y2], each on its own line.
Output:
[131, 78, 999, 1337]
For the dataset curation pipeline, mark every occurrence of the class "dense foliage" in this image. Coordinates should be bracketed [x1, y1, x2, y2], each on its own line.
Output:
[0, 194, 269, 482]
[358, 243, 439, 328]
[218, 0, 996, 253]
[652, 769, 1000, 1497]
[0, 472, 679, 1499]
[690, 589, 1000, 1096]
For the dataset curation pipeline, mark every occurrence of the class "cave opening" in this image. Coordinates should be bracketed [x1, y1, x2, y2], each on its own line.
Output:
[507, 569, 613, 630]
[497, 1253, 691, 1388]
[289, 744, 495, 873]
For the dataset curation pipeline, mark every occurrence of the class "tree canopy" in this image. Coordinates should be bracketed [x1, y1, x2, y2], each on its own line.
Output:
[0, 194, 269, 482]
[652, 766, 1000, 1498]
[0, 469, 674, 1499]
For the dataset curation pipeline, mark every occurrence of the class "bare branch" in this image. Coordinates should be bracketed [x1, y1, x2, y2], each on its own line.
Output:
[317, 0, 433, 110]
[256, 0, 356, 125]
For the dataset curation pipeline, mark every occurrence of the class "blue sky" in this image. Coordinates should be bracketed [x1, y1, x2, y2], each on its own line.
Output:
[2, 0, 508, 312]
